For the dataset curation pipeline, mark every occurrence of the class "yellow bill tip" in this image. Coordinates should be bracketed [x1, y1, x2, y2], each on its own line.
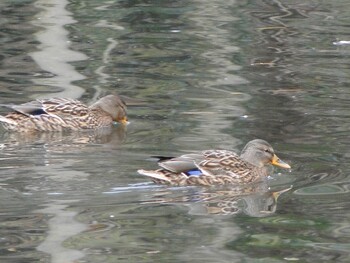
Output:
[271, 154, 291, 169]
[119, 116, 129, 125]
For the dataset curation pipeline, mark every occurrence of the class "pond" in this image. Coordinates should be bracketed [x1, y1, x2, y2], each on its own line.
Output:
[0, 0, 350, 262]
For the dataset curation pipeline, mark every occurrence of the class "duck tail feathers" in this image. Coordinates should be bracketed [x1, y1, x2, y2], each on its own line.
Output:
[137, 169, 171, 183]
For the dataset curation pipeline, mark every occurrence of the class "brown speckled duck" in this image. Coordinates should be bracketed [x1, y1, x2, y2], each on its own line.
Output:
[138, 139, 291, 186]
[0, 95, 128, 132]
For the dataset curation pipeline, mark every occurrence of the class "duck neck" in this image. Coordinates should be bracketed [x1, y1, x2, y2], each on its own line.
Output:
[240, 149, 263, 167]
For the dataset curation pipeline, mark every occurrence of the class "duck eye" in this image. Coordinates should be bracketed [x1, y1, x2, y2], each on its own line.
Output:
[264, 149, 270, 153]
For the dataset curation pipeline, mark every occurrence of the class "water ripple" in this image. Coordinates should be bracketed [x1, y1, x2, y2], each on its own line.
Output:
[294, 181, 350, 196]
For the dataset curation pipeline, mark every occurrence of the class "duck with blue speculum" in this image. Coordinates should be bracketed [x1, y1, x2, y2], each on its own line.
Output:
[138, 139, 291, 186]
[0, 95, 128, 132]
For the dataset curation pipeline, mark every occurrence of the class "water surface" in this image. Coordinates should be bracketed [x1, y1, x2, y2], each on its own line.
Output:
[0, 0, 350, 262]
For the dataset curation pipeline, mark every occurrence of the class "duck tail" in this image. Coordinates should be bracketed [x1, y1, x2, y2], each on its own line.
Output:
[137, 169, 171, 183]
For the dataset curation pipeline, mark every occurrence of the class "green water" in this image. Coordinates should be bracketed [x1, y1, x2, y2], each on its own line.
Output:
[0, 0, 350, 262]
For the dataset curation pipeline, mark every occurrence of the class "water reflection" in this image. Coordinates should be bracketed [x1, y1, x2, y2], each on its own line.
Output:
[36, 200, 87, 263]
[0, 125, 127, 149]
[141, 184, 292, 217]
[1, 0, 350, 262]
[30, 0, 87, 99]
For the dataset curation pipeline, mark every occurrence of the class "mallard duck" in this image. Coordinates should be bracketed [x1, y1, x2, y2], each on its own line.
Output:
[0, 95, 128, 132]
[138, 139, 291, 186]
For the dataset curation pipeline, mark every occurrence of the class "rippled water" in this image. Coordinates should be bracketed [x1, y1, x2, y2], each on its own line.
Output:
[1, 0, 350, 262]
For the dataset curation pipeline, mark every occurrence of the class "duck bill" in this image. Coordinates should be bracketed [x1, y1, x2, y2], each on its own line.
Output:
[118, 116, 129, 125]
[271, 154, 291, 169]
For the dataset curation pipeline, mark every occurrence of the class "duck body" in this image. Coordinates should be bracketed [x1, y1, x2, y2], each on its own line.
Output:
[138, 139, 291, 186]
[0, 95, 128, 132]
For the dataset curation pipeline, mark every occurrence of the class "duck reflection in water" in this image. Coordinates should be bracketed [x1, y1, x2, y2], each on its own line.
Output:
[0, 124, 127, 148]
[142, 184, 292, 217]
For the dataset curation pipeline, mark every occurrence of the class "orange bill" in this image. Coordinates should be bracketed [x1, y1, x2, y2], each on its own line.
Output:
[119, 116, 129, 125]
[271, 154, 291, 169]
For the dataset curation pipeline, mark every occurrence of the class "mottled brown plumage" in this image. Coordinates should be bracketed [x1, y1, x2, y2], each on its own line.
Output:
[138, 139, 291, 186]
[0, 95, 128, 132]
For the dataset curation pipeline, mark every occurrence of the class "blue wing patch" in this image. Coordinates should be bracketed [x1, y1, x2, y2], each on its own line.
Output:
[186, 169, 202, 176]
[29, 109, 47, 115]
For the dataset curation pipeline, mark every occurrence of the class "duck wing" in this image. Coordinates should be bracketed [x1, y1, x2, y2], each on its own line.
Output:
[0, 100, 46, 116]
[198, 150, 253, 178]
[0, 98, 88, 117]
[157, 150, 243, 174]
[158, 153, 204, 173]
[38, 98, 89, 117]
